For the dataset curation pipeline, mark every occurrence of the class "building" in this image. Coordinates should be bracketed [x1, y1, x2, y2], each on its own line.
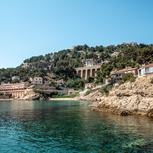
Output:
[0, 82, 28, 91]
[138, 64, 153, 76]
[75, 59, 101, 80]
[111, 67, 138, 83]
[30, 77, 43, 85]
[0, 82, 30, 99]
[12, 76, 20, 81]
[75, 65, 101, 80]
[84, 59, 97, 67]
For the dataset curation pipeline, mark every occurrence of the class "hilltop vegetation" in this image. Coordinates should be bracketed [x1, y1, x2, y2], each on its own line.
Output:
[1, 43, 153, 87]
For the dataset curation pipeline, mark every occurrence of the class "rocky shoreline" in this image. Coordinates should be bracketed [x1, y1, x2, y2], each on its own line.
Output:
[81, 75, 153, 119]
[1, 75, 153, 119]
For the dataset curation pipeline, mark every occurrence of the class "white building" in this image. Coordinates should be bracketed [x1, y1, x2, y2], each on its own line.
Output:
[12, 76, 20, 81]
[138, 64, 153, 76]
[85, 59, 96, 67]
[30, 77, 43, 85]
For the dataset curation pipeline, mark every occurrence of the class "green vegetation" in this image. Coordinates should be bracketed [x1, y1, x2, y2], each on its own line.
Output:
[121, 73, 136, 83]
[66, 78, 85, 90]
[0, 44, 113, 83]
[96, 43, 153, 83]
[33, 86, 55, 99]
[1, 43, 153, 89]
[96, 63, 113, 83]
[100, 84, 113, 96]
[84, 90, 92, 96]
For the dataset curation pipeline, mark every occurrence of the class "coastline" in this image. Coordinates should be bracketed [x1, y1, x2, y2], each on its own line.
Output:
[0, 99, 13, 101]
[86, 75, 153, 118]
[49, 97, 79, 101]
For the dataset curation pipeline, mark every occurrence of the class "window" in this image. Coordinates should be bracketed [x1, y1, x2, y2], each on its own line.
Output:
[145, 67, 150, 73]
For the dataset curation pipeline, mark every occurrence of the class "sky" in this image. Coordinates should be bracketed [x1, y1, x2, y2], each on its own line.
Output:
[0, 0, 153, 68]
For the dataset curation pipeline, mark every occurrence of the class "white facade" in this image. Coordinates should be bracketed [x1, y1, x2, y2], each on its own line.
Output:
[31, 77, 43, 85]
[85, 59, 96, 67]
[12, 76, 20, 81]
[138, 66, 153, 76]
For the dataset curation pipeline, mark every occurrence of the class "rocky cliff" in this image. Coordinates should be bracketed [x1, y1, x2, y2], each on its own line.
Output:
[85, 75, 153, 118]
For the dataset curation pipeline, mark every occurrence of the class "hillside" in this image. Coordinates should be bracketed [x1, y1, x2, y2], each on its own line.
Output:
[1, 43, 153, 88]
[0, 44, 113, 83]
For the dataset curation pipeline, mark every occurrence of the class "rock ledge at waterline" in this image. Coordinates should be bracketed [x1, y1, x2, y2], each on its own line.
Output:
[82, 75, 153, 118]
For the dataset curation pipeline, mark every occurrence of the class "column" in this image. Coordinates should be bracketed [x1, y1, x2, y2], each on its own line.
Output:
[85, 69, 88, 80]
[95, 68, 98, 77]
[81, 69, 83, 78]
[90, 68, 92, 77]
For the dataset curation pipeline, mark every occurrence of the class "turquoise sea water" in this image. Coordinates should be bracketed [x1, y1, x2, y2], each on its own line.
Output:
[0, 100, 153, 153]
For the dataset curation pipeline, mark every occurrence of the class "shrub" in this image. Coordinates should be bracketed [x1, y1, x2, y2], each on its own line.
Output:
[66, 79, 85, 90]
[84, 90, 92, 96]
[121, 73, 136, 83]
[86, 77, 94, 83]
[100, 84, 113, 96]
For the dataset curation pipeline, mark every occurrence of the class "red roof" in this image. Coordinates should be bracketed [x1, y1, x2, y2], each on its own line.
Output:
[111, 68, 137, 74]
[141, 63, 153, 68]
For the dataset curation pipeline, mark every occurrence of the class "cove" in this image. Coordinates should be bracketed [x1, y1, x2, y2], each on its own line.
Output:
[0, 100, 153, 153]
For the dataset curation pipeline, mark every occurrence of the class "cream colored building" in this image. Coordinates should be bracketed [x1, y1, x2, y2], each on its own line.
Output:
[75, 59, 101, 80]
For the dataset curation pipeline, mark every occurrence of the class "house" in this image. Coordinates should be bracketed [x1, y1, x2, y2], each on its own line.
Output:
[85, 59, 97, 67]
[30, 77, 43, 85]
[12, 76, 20, 81]
[111, 67, 138, 83]
[138, 64, 153, 76]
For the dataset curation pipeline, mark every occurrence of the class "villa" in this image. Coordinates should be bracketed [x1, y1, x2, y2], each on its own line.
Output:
[110, 64, 153, 83]
[138, 64, 153, 76]
[110, 67, 138, 83]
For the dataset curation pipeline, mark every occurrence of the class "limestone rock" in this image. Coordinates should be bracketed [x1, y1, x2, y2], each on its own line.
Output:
[85, 74, 153, 118]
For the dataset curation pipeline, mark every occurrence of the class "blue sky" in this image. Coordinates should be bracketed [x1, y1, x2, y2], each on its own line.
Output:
[0, 0, 153, 68]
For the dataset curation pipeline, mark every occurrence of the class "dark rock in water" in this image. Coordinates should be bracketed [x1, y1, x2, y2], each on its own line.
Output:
[32, 95, 40, 100]
[147, 109, 153, 118]
[120, 110, 130, 116]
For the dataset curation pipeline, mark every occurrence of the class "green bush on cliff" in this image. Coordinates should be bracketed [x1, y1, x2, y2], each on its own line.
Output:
[100, 84, 113, 96]
[66, 78, 85, 90]
[121, 73, 136, 83]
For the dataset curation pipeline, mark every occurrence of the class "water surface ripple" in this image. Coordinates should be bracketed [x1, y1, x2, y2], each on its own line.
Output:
[0, 100, 153, 153]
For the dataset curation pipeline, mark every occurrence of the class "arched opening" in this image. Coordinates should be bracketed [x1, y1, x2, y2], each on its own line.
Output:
[92, 69, 96, 77]
[78, 70, 81, 78]
[83, 70, 86, 79]
[87, 69, 90, 79]
[97, 68, 100, 72]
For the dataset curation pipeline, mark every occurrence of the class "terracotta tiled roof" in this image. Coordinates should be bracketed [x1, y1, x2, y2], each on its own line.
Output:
[111, 68, 137, 74]
[141, 63, 153, 68]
